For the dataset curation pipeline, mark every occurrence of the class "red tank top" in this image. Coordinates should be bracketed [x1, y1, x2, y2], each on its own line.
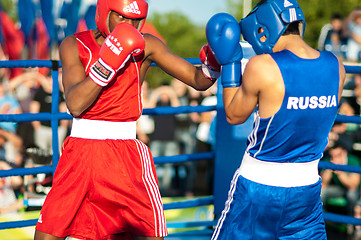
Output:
[74, 30, 143, 122]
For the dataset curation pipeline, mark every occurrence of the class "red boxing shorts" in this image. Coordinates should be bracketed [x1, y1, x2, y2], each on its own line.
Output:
[36, 137, 167, 239]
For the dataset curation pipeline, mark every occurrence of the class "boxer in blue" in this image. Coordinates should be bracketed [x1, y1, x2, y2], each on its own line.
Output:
[206, 0, 346, 239]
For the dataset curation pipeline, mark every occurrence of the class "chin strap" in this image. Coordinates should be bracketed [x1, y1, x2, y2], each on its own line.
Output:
[94, 29, 107, 39]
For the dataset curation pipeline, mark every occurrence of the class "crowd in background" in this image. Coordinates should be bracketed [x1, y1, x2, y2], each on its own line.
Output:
[316, 7, 361, 240]
[318, 8, 361, 63]
[137, 79, 218, 197]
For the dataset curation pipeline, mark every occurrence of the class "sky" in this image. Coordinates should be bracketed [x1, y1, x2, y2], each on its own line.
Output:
[147, 0, 229, 26]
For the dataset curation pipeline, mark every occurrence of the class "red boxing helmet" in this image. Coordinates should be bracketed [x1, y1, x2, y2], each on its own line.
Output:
[95, 0, 148, 35]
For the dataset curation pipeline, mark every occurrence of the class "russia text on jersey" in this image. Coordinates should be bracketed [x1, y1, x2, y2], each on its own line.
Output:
[287, 95, 337, 110]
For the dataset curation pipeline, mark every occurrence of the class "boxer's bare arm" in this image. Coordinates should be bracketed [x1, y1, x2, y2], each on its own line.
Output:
[337, 57, 346, 100]
[141, 34, 214, 91]
[60, 34, 103, 117]
[223, 54, 284, 124]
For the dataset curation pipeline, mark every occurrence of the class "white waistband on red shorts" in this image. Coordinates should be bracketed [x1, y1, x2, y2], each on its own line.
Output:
[239, 152, 320, 187]
[70, 118, 136, 140]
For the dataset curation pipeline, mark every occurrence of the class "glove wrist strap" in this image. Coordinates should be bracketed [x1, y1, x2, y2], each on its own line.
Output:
[89, 58, 116, 87]
[221, 62, 242, 88]
[201, 64, 221, 82]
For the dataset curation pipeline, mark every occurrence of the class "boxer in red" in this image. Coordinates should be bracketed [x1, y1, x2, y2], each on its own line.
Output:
[34, 0, 219, 239]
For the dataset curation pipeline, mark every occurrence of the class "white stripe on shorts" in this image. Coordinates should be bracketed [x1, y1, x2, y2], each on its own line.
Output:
[212, 168, 242, 240]
[135, 140, 167, 237]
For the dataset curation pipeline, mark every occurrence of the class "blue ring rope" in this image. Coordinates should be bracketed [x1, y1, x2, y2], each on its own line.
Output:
[0, 59, 360, 231]
[319, 161, 361, 174]
[345, 65, 361, 74]
[0, 58, 201, 69]
[0, 105, 216, 122]
[0, 152, 214, 178]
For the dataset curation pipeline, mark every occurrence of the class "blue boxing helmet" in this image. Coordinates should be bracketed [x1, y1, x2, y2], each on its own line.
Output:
[240, 0, 305, 55]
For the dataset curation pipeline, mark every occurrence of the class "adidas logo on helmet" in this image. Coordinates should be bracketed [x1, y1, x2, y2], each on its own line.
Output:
[284, 0, 293, 7]
[123, 1, 141, 15]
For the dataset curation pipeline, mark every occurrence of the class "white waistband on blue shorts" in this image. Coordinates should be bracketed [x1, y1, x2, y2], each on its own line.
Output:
[239, 152, 320, 187]
[70, 118, 136, 140]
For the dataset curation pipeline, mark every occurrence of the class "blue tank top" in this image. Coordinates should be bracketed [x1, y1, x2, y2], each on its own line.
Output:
[246, 50, 340, 163]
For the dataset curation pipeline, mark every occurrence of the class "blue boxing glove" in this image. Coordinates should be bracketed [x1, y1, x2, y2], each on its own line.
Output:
[206, 13, 243, 88]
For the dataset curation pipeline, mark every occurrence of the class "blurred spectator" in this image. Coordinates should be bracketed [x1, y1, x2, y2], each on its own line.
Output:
[318, 13, 348, 59]
[344, 78, 359, 106]
[0, 79, 22, 133]
[0, 47, 10, 81]
[321, 140, 361, 216]
[193, 85, 217, 196]
[171, 79, 198, 196]
[354, 200, 361, 239]
[172, 79, 197, 155]
[8, 69, 44, 149]
[336, 74, 361, 159]
[343, 8, 361, 62]
[0, 161, 23, 215]
[8, 69, 43, 113]
[196, 85, 217, 151]
[327, 121, 354, 153]
[136, 81, 154, 145]
[327, 99, 361, 149]
[148, 85, 180, 196]
[30, 73, 68, 153]
[342, 74, 361, 116]
[0, 128, 23, 168]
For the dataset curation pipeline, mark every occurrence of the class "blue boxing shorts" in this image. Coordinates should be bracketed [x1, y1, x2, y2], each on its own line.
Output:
[212, 171, 326, 240]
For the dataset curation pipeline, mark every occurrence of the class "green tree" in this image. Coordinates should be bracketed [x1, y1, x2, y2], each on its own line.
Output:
[299, 0, 360, 48]
[226, 0, 245, 20]
[0, 0, 17, 21]
[146, 12, 207, 88]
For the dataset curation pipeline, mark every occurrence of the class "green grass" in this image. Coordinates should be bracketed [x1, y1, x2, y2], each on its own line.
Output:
[0, 197, 214, 238]
[0, 211, 40, 240]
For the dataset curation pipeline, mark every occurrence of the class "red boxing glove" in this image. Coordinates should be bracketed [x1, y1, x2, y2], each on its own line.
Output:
[199, 44, 221, 81]
[89, 22, 145, 87]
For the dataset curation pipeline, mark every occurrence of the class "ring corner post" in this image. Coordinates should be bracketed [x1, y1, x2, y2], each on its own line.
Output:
[213, 80, 251, 219]
[50, 60, 60, 173]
